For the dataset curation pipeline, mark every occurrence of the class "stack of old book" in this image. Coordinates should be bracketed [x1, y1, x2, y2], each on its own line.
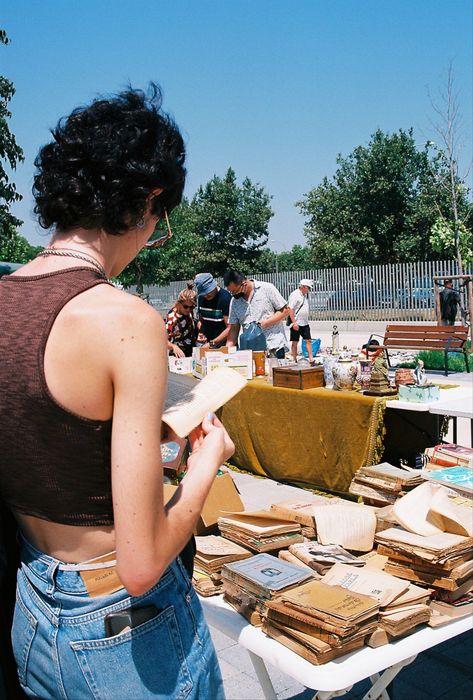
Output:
[423, 443, 473, 470]
[192, 535, 252, 597]
[375, 527, 473, 594]
[217, 510, 304, 553]
[321, 562, 432, 646]
[429, 589, 473, 627]
[270, 495, 341, 538]
[283, 542, 365, 576]
[221, 553, 313, 625]
[262, 579, 379, 664]
[349, 462, 423, 507]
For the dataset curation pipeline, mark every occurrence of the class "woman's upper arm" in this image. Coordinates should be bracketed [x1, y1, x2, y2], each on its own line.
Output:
[108, 301, 168, 586]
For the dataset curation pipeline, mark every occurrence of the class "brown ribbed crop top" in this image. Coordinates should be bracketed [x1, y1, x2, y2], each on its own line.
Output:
[0, 267, 114, 526]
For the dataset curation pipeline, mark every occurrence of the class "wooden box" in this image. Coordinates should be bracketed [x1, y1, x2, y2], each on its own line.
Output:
[272, 365, 325, 390]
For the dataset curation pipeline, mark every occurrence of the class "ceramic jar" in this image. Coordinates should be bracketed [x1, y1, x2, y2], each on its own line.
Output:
[323, 355, 338, 385]
[332, 358, 358, 391]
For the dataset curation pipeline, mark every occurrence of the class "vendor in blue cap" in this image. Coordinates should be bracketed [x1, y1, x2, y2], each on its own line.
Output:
[194, 272, 232, 348]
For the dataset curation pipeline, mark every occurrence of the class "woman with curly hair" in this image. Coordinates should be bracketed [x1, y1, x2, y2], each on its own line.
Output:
[166, 284, 198, 358]
[0, 84, 233, 699]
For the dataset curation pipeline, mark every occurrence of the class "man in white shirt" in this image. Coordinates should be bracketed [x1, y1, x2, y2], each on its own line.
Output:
[287, 279, 315, 364]
[224, 269, 288, 357]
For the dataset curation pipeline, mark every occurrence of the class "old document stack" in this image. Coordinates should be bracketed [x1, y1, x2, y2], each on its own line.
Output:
[263, 580, 379, 664]
[217, 511, 304, 553]
[221, 553, 313, 626]
[192, 536, 252, 597]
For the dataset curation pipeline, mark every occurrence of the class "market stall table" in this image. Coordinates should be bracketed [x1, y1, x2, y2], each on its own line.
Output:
[217, 379, 457, 492]
[428, 396, 473, 447]
[200, 594, 472, 700]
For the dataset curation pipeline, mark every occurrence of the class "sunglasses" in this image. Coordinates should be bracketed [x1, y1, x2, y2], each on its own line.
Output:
[144, 209, 173, 249]
[180, 303, 195, 310]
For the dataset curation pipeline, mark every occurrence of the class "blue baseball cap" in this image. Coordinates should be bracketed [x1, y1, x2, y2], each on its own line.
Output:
[194, 273, 217, 296]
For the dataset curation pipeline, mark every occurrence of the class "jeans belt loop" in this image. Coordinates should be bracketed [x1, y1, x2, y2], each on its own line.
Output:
[45, 558, 60, 596]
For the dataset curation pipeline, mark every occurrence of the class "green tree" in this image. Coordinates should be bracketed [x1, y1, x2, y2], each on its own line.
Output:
[428, 64, 473, 272]
[117, 200, 205, 288]
[0, 223, 39, 263]
[189, 168, 273, 275]
[297, 128, 470, 267]
[1, 30, 24, 249]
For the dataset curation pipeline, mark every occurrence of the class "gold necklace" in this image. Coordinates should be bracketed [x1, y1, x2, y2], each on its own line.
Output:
[37, 248, 107, 277]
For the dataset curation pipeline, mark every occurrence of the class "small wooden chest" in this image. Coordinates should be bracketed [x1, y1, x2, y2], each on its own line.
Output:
[272, 365, 325, 390]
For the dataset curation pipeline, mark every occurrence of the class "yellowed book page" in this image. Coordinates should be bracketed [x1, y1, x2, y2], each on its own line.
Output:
[195, 535, 249, 557]
[393, 482, 444, 537]
[281, 580, 379, 621]
[163, 366, 246, 437]
[321, 563, 408, 607]
[429, 488, 473, 537]
[313, 504, 377, 552]
[358, 550, 389, 570]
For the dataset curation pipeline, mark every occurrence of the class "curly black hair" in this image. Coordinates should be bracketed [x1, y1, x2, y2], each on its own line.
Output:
[33, 83, 186, 234]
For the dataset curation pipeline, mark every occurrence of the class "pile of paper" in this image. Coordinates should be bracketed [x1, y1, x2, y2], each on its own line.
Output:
[262, 580, 379, 664]
[376, 527, 473, 593]
[270, 495, 341, 538]
[321, 562, 432, 645]
[286, 542, 365, 575]
[192, 536, 252, 597]
[217, 511, 304, 553]
[221, 553, 313, 626]
[349, 462, 423, 507]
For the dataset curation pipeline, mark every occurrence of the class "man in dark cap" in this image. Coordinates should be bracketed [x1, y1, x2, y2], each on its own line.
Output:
[194, 273, 232, 348]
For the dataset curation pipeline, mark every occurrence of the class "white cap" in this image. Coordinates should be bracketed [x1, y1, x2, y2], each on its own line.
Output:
[299, 279, 313, 289]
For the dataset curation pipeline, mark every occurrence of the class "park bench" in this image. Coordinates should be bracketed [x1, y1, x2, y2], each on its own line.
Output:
[369, 324, 470, 376]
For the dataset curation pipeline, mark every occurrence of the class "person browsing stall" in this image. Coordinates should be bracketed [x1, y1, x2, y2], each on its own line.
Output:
[288, 279, 316, 365]
[194, 272, 231, 348]
[224, 269, 288, 358]
[166, 283, 198, 357]
[0, 84, 233, 700]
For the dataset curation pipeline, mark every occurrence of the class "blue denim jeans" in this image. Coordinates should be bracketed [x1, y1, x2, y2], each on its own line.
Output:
[12, 535, 224, 699]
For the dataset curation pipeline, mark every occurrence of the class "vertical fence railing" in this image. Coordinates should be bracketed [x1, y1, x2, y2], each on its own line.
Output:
[137, 260, 471, 322]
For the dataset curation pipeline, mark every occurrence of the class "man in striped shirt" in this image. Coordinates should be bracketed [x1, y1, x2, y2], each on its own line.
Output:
[194, 272, 232, 348]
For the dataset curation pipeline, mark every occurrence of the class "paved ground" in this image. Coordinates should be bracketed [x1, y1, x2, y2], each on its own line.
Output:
[209, 470, 473, 699]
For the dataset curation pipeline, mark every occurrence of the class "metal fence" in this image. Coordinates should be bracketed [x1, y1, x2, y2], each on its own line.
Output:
[135, 260, 472, 322]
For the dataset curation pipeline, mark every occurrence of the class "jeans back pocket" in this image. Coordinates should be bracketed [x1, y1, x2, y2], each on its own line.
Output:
[11, 593, 38, 687]
[70, 605, 193, 700]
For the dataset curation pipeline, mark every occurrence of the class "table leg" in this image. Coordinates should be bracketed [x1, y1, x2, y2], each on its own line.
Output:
[247, 650, 278, 700]
[360, 654, 417, 700]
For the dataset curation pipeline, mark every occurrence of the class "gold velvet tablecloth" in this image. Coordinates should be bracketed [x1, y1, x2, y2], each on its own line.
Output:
[218, 379, 386, 494]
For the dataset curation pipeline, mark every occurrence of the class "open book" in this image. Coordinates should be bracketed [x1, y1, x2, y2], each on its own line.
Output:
[163, 366, 246, 437]
[393, 482, 473, 537]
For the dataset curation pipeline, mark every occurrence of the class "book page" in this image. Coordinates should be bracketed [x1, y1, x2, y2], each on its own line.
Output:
[321, 563, 408, 607]
[394, 483, 473, 537]
[393, 482, 444, 537]
[163, 366, 247, 437]
[195, 535, 249, 557]
[429, 488, 473, 537]
[313, 504, 377, 552]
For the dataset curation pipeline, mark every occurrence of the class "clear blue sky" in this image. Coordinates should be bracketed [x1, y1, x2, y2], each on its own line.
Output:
[2, 0, 472, 251]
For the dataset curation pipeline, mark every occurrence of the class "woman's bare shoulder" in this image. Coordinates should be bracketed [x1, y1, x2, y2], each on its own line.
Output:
[63, 283, 166, 344]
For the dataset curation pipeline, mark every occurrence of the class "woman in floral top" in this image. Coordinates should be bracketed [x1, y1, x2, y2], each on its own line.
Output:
[166, 284, 198, 357]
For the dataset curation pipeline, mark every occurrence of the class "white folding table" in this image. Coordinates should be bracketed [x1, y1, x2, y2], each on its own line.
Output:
[201, 594, 472, 700]
[428, 396, 473, 447]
